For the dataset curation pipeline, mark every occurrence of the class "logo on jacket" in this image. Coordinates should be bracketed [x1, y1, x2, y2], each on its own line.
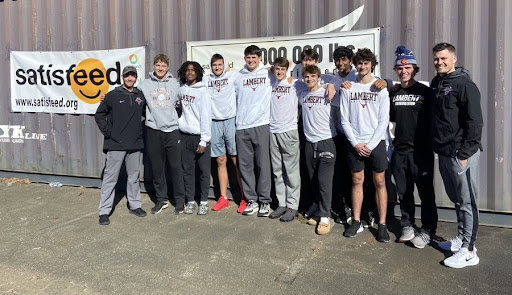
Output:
[243, 77, 266, 91]
[443, 86, 452, 96]
[135, 97, 142, 105]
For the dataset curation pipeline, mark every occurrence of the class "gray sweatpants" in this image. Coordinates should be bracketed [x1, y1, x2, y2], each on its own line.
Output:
[98, 151, 142, 216]
[236, 124, 272, 203]
[270, 129, 301, 210]
[438, 150, 480, 251]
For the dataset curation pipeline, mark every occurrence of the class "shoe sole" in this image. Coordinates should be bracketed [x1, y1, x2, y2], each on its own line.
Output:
[412, 242, 427, 249]
[129, 211, 146, 217]
[242, 208, 258, 216]
[197, 211, 208, 215]
[444, 256, 479, 268]
[343, 226, 363, 238]
[280, 217, 295, 222]
[257, 212, 270, 217]
[175, 210, 184, 215]
[99, 221, 110, 225]
[399, 235, 415, 243]
[151, 203, 169, 214]
[212, 201, 229, 211]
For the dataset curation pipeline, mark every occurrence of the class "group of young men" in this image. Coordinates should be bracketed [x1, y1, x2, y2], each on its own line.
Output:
[94, 41, 483, 269]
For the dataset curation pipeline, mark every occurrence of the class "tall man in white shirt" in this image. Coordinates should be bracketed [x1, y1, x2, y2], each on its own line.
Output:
[235, 45, 274, 217]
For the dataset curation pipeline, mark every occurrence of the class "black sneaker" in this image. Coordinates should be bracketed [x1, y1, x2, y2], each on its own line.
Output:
[129, 208, 147, 217]
[377, 223, 390, 243]
[269, 207, 287, 219]
[151, 201, 169, 214]
[280, 209, 298, 222]
[343, 220, 363, 237]
[99, 214, 110, 225]
[174, 203, 185, 215]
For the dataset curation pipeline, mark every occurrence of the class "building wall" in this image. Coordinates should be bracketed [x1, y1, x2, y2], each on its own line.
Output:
[0, 0, 511, 212]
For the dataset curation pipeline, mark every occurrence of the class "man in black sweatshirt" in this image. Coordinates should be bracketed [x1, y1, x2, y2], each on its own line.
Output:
[430, 43, 483, 268]
[95, 66, 147, 225]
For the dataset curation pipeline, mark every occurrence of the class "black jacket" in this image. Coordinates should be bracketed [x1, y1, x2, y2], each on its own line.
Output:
[95, 86, 146, 151]
[430, 67, 483, 159]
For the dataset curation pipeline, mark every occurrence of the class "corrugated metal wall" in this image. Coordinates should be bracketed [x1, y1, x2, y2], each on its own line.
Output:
[0, 0, 511, 213]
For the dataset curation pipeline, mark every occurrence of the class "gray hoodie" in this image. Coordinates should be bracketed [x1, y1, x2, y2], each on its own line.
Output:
[138, 71, 181, 132]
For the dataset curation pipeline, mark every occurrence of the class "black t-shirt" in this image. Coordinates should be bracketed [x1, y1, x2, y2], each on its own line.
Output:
[390, 82, 431, 154]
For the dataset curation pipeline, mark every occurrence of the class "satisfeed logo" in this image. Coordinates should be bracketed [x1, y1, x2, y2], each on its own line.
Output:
[13, 48, 143, 106]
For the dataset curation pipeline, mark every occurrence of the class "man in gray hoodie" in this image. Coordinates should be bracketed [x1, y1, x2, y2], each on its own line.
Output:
[139, 54, 185, 214]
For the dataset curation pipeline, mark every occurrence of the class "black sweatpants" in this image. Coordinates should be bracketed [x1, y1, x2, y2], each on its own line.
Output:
[305, 138, 336, 217]
[146, 128, 185, 205]
[391, 151, 437, 234]
[181, 133, 211, 203]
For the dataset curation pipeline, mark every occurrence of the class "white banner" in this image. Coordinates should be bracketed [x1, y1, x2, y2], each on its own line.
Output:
[186, 28, 380, 78]
[10, 47, 145, 114]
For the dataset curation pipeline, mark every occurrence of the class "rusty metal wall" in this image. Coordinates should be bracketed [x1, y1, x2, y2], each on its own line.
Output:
[0, 0, 510, 213]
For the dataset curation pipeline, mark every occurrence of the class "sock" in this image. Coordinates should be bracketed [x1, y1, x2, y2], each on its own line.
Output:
[320, 217, 329, 224]
[187, 201, 195, 206]
[200, 201, 208, 205]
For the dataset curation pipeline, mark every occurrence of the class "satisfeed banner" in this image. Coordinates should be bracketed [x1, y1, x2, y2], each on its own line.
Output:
[10, 46, 145, 114]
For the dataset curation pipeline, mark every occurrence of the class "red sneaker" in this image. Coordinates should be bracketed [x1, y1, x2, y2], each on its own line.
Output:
[237, 198, 248, 214]
[212, 196, 229, 211]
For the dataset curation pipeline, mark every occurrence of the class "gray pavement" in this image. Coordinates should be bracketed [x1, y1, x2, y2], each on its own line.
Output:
[0, 181, 511, 295]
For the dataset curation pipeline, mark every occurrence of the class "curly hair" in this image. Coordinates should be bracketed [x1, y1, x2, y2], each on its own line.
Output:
[177, 61, 204, 84]
[353, 48, 378, 72]
[333, 46, 354, 62]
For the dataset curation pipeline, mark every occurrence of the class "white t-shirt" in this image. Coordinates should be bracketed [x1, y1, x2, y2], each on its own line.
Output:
[270, 78, 300, 133]
[340, 77, 390, 150]
[301, 87, 336, 143]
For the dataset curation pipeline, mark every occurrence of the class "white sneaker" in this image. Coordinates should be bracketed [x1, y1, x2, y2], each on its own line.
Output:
[444, 248, 479, 268]
[439, 236, 463, 252]
[399, 226, 415, 242]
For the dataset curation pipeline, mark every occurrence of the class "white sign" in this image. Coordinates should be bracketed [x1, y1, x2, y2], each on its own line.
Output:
[186, 28, 380, 78]
[10, 46, 145, 114]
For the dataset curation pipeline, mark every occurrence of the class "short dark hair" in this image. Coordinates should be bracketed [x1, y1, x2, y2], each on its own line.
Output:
[177, 61, 204, 84]
[301, 48, 319, 62]
[273, 57, 289, 69]
[333, 46, 354, 62]
[353, 48, 378, 72]
[153, 54, 169, 66]
[302, 65, 321, 77]
[432, 42, 456, 55]
[210, 53, 224, 66]
[244, 45, 261, 57]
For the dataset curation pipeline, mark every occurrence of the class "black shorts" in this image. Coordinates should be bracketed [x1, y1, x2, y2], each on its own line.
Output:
[346, 140, 388, 173]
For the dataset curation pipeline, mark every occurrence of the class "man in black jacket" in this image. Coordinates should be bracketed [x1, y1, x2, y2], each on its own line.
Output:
[430, 43, 483, 268]
[95, 66, 147, 225]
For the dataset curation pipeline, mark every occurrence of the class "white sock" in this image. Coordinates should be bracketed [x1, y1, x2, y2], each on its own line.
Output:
[200, 201, 208, 205]
[187, 201, 195, 206]
[320, 217, 329, 224]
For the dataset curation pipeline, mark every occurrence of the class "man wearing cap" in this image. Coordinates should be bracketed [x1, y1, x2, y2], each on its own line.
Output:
[389, 46, 438, 248]
[95, 65, 147, 225]
[431, 43, 483, 268]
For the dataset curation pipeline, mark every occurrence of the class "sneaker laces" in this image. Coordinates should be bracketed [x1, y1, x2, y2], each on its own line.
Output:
[417, 232, 430, 243]
[452, 248, 469, 259]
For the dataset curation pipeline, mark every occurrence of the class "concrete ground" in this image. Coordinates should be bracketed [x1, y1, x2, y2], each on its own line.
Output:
[0, 181, 511, 295]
